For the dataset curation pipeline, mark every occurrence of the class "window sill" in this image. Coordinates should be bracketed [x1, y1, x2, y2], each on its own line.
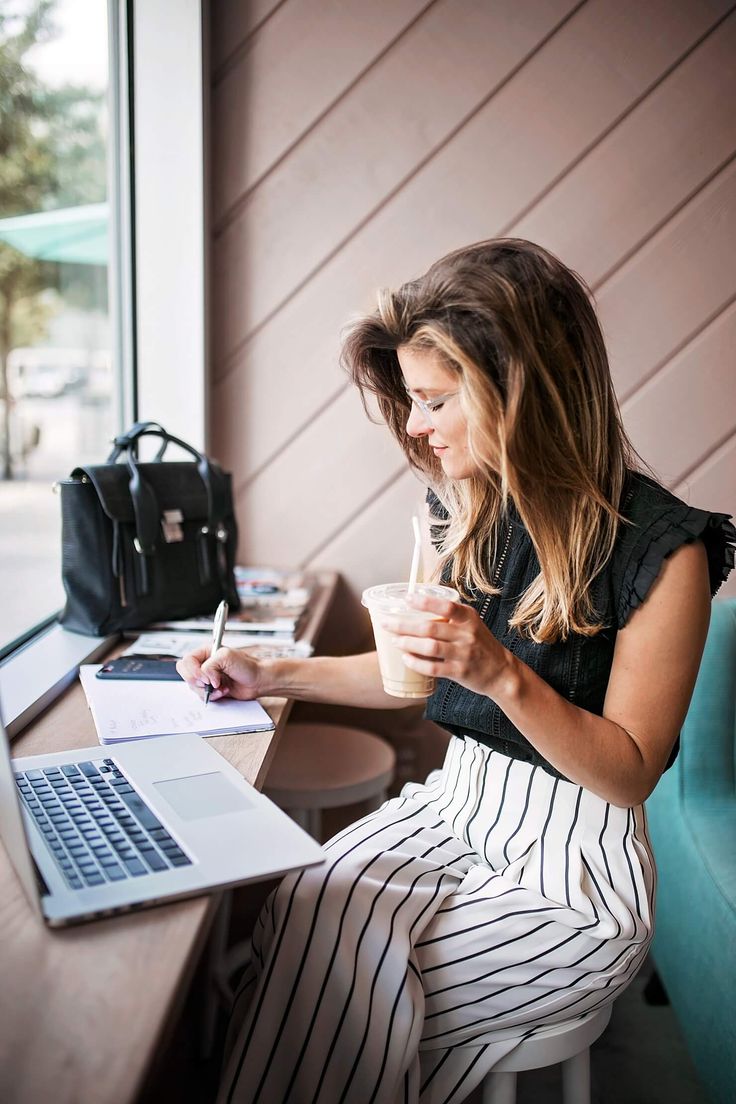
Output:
[0, 624, 117, 739]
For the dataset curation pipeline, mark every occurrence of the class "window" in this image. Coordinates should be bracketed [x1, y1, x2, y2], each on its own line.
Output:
[0, 0, 122, 655]
[0, 0, 207, 734]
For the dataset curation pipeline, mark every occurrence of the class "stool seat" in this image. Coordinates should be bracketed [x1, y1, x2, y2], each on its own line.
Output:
[494, 1004, 611, 1072]
[482, 1004, 612, 1104]
[264, 723, 396, 810]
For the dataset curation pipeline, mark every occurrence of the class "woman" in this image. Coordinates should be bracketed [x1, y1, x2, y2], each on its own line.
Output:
[179, 239, 734, 1104]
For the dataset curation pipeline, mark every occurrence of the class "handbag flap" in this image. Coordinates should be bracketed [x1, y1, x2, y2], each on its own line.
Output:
[72, 462, 220, 525]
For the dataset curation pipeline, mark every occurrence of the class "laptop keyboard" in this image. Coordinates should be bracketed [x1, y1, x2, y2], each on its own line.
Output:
[14, 758, 192, 891]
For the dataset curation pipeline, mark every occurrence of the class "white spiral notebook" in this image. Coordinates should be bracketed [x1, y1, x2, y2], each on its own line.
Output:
[79, 665, 275, 745]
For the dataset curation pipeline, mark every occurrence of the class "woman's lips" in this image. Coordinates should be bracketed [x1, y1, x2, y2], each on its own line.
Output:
[431, 445, 447, 454]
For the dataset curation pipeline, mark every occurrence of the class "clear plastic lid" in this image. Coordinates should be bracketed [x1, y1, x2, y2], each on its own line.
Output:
[361, 582, 459, 613]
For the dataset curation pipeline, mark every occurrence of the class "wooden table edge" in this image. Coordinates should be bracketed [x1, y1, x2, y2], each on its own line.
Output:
[0, 571, 338, 1104]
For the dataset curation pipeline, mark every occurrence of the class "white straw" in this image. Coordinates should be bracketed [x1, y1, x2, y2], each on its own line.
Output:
[408, 515, 422, 595]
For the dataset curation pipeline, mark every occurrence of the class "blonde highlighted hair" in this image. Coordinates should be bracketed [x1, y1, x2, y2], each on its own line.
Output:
[341, 238, 640, 643]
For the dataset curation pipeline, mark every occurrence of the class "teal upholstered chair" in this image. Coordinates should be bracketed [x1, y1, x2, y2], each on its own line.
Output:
[646, 598, 736, 1104]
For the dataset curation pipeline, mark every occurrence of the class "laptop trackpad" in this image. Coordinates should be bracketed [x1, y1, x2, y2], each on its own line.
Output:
[154, 772, 254, 820]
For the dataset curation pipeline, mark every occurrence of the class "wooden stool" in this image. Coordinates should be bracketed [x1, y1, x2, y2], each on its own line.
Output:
[482, 1004, 612, 1104]
[263, 722, 396, 840]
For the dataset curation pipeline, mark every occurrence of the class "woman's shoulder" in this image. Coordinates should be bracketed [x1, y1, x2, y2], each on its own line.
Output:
[611, 470, 735, 629]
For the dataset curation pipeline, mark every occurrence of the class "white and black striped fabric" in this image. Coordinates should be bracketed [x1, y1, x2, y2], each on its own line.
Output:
[218, 735, 655, 1104]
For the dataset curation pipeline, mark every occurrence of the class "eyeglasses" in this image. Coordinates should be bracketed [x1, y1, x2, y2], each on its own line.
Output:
[405, 388, 460, 425]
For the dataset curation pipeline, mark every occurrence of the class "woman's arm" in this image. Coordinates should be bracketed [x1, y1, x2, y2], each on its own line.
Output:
[178, 495, 446, 712]
[385, 540, 711, 806]
[176, 647, 414, 711]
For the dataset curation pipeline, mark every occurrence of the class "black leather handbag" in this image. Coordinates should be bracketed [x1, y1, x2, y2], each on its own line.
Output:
[59, 421, 240, 636]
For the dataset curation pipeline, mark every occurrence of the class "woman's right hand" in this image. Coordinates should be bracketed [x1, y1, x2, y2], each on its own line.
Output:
[176, 646, 266, 702]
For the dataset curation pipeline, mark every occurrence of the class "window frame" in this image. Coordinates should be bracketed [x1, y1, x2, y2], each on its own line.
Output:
[0, 0, 208, 737]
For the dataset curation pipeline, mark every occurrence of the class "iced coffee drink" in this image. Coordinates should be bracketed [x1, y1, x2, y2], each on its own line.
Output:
[362, 583, 459, 699]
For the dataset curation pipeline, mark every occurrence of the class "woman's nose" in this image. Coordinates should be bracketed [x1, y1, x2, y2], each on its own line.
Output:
[406, 402, 432, 438]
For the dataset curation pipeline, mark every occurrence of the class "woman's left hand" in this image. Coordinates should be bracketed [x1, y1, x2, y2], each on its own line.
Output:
[379, 592, 512, 699]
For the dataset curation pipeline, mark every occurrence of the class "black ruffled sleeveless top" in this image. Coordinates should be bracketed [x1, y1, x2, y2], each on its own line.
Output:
[424, 471, 735, 780]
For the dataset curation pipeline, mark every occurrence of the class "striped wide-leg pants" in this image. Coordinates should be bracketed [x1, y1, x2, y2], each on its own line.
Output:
[218, 735, 655, 1104]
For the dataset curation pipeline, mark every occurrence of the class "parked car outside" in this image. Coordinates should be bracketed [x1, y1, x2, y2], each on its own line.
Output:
[7, 346, 109, 400]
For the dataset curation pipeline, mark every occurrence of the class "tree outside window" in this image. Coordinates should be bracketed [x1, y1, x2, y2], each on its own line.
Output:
[0, 0, 113, 651]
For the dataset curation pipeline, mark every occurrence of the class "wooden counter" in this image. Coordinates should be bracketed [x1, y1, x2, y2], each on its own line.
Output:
[0, 572, 337, 1104]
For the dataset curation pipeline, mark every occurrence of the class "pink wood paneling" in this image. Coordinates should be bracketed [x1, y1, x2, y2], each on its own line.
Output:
[209, 0, 736, 606]
[622, 300, 736, 485]
[511, 12, 736, 287]
[235, 388, 407, 567]
[679, 434, 736, 514]
[212, 0, 728, 498]
[210, 0, 284, 73]
[211, 0, 575, 359]
[596, 157, 736, 400]
[213, 0, 729, 368]
[304, 469, 427, 596]
[211, 0, 429, 223]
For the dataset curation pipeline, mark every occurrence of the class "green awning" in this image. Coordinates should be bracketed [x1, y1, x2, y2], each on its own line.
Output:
[0, 203, 108, 265]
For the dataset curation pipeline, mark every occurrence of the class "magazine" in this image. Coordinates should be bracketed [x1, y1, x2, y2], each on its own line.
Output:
[123, 632, 314, 660]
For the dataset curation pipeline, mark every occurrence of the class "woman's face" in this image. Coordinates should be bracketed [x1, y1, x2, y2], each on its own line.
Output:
[398, 345, 478, 480]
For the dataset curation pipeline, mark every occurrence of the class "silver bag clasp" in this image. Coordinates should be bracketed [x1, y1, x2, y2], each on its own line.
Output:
[161, 508, 184, 543]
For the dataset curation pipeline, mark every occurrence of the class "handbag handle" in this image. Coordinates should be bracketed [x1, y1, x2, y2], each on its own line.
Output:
[108, 423, 231, 557]
[108, 421, 170, 462]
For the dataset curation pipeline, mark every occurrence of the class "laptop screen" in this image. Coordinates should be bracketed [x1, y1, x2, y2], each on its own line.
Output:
[0, 709, 44, 917]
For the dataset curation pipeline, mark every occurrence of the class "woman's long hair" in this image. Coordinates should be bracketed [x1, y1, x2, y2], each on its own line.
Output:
[341, 238, 640, 643]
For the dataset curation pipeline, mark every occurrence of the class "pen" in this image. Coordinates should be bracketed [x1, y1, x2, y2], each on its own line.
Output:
[204, 600, 229, 707]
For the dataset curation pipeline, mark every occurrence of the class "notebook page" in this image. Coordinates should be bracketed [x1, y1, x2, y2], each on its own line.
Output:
[79, 665, 275, 744]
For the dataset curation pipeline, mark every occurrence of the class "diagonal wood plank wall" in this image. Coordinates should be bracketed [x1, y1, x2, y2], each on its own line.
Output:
[208, 0, 736, 778]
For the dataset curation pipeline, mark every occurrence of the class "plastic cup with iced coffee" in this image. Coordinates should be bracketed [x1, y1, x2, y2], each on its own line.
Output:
[362, 582, 460, 699]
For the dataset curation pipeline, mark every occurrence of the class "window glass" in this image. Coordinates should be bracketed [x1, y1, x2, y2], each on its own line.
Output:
[0, 1, 116, 652]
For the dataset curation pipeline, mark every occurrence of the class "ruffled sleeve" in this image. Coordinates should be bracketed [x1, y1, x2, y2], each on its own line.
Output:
[614, 495, 736, 630]
[425, 487, 450, 550]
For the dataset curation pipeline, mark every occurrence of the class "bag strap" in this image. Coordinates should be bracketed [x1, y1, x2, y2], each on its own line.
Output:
[108, 424, 231, 556]
[107, 422, 169, 462]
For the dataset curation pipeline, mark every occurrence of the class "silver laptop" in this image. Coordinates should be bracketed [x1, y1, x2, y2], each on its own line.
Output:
[0, 710, 324, 927]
